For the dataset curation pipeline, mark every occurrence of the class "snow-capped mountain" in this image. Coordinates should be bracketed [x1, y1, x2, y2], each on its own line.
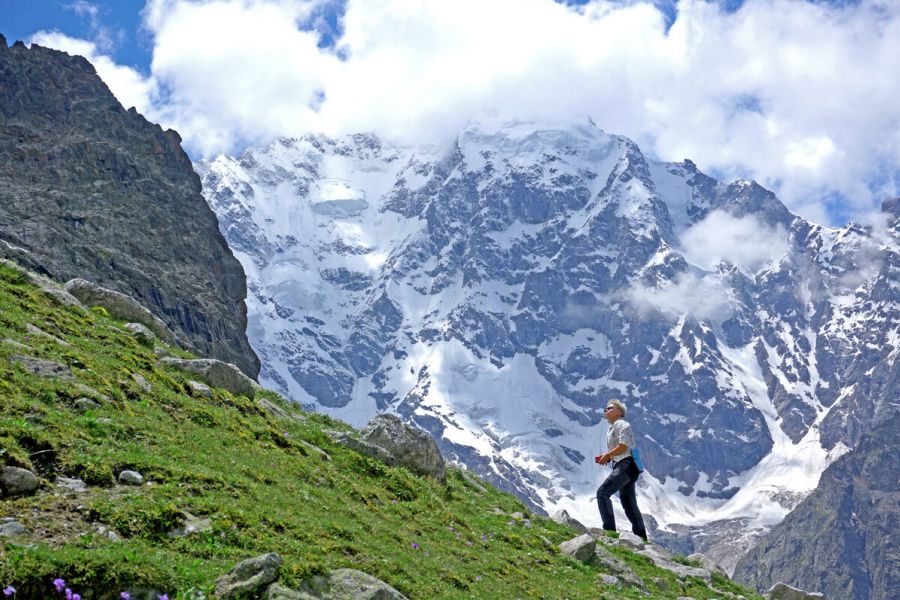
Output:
[196, 118, 899, 572]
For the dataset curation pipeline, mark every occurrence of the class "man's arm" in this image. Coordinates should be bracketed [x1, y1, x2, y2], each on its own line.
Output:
[598, 443, 628, 465]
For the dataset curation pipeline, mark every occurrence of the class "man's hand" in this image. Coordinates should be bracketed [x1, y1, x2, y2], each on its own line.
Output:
[595, 453, 611, 465]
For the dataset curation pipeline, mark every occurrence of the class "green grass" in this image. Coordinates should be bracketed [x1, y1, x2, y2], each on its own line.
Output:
[0, 261, 763, 599]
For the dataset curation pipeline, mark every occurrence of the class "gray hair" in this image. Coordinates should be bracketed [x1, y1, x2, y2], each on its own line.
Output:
[609, 399, 627, 417]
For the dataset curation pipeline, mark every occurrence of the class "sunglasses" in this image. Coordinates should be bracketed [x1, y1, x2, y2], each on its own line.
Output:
[604, 406, 616, 412]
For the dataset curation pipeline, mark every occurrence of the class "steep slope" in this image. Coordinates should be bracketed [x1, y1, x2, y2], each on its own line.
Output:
[733, 411, 899, 600]
[198, 119, 899, 569]
[0, 35, 259, 377]
[0, 260, 759, 599]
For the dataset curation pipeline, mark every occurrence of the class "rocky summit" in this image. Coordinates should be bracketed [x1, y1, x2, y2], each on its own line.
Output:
[0, 34, 259, 377]
[199, 117, 899, 571]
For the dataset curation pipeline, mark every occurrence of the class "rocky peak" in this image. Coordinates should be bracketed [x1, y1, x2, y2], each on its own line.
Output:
[0, 35, 260, 377]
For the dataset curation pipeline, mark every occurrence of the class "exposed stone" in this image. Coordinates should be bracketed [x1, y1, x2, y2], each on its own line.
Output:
[55, 476, 88, 493]
[591, 544, 645, 588]
[214, 553, 282, 599]
[600, 574, 620, 587]
[187, 380, 212, 398]
[1, 338, 29, 351]
[637, 544, 712, 582]
[25, 323, 70, 346]
[118, 470, 144, 486]
[154, 346, 172, 358]
[559, 533, 596, 563]
[297, 439, 331, 461]
[331, 432, 398, 467]
[262, 584, 317, 600]
[459, 468, 488, 493]
[160, 357, 257, 398]
[131, 372, 152, 392]
[359, 413, 446, 482]
[297, 568, 409, 599]
[9, 355, 73, 380]
[687, 552, 729, 578]
[66, 279, 177, 344]
[0, 466, 39, 497]
[73, 397, 100, 412]
[73, 383, 109, 403]
[167, 512, 213, 538]
[551, 509, 588, 534]
[766, 582, 825, 600]
[124, 322, 156, 346]
[93, 523, 120, 541]
[0, 520, 27, 537]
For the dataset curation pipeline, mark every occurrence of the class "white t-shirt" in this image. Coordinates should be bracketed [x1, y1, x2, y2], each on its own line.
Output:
[606, 419, 634, 463]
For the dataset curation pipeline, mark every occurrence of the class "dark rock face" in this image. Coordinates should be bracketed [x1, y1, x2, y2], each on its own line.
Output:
[733, 412, 900, 600]
[0, 37, 259, 377]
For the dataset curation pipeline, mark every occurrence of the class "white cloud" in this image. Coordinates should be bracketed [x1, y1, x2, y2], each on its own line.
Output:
[29, 31, 158, 115]
[625, 271, 735, 321]
[29, 0, 900, 223]
[680, 210, 789, 273]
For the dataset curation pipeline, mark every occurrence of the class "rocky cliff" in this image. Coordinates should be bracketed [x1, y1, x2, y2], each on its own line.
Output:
[0, 34, 259, 377]
[733, 411, 899, 600]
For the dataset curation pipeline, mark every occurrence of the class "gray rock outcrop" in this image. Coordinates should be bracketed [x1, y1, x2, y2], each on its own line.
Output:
[551, 509, 588, 534]
[9, 355, 73, 380]
[160, 357, 257, 398]
[66, 279, 176, 344]
[123, 322, 156, 346]
[559, 533, 596, 563]
[297, 568, 409, 599]
[0, 466, 39, 497]
[766, 582, 825, 600]
[359, 414, 446, 482]
[118, 470, 144, 486]
[0, 38, 259, 377]
[214, 553, 282, 599]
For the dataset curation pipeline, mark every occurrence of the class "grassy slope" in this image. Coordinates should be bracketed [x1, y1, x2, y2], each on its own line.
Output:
[0, 262, 761, 599]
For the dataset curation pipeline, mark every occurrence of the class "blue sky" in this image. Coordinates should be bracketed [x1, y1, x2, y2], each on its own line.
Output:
[1, 0, 896, 225]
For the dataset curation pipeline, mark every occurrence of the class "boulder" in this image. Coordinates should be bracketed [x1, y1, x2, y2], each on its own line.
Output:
[359, 414, 446, 482]
[167, 512, 213, 538]
[766, 582, 825, 600]
[214, 553, 282, 599]
[2, 338, 30, 351]
[9, 355, 73, 380]
[131, 372, 152, 392]
[73, 397, 101, 412]
[124, 322, 156, 346]
[687, 552, 729, 578]
[551, 509, 588, 534]
[118, 470, 144, 486]
[74, 383, 109, 403]
[55, 476, 87, 493]
[65, 279, 176, 344]
[0, 466, 39, 497]
[592, 544, 645, 588]
[298, 568, 409, 599]
[25, 323, 70, 346]
[637, 545, 712, 582]
[0, 520, 27, 537]
[331, 432, 398, 467]
[159, 357, 257, 398]
[263, 584, 317, 600]
[187, 380, 212, 398]
[559, 533, 596, 563]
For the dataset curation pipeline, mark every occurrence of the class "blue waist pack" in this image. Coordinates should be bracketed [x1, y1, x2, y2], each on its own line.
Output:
[631, 447, 645, 473]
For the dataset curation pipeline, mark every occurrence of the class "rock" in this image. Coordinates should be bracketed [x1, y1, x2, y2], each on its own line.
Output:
[331, 432, 398, 467]
[93, 523, 120, 541]
[1, 338, 30, 351]
[638, 545, 712, 582]
[55, 476, 88, 493]
[559, 533, 596, 563]
[359, 413, 446, 482]
[154, 346, 172, 358]
[615, 531, 647, 550]
[600, 574, 620, 587]
[766, 582, 825, 600]
[73, 397, 100, 412]
[187, 380, 212, 398]
[297, 439, 331, 461]
[214, 553, 282, 599]
[160, 357, 257, 398]
[592, 544, 645, 588]
[65, 279, 178, 344]
[0, 520, 27, 537]
[73, 383, 109, 402]
[167, 512, 213, 538]
[551, 509, 588, 534]
[118, 470, 144, 486]
[297, 568, 409, 599]
[131, 372, 152, 392]
[262, 584, 317, 600]
[9, 355, 73, 380]
[25, 323, 71, 346]
[0, 466, 39, 497]
[124, 322, 156, 346]
[257, 396, 293, 419]
[687, 552, 729, 578]
[459, 468, 488, 493]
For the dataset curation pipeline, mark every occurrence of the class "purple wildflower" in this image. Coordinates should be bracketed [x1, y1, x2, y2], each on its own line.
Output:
[120, 594, 131, 600]
[475, 576, 482, 582]
[53, 580, 66, 593]
[481, 534, 488, 541]
[73, 594, 81, 600]
[411, 542, 419, 550]
[158, 595, 169, 600]
[3, 586, 15, 596]
[64, 588, 73, 600]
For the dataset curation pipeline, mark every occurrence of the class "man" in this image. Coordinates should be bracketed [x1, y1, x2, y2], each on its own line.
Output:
[595, 399, 648, 541]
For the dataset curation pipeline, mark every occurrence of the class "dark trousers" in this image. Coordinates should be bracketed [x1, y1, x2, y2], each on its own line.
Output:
[596, 457, 647, 540]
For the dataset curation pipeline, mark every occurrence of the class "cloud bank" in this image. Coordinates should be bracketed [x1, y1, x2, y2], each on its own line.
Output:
[28, 0, 900, 224]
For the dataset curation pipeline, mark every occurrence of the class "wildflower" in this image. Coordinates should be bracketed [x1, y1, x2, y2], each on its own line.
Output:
[465, 541, 472, 546]
[53, 580, 66, 593]
[65, 589, 73, 600]
[73, 594, 81, 600]
[475, 576, 482, 582]
[481, 534, 488, 541]
[3, 586, 15, 596]
[120, 594, 131, 600]
[159, 595, 169, 600]
[411, 542, 419, 550]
